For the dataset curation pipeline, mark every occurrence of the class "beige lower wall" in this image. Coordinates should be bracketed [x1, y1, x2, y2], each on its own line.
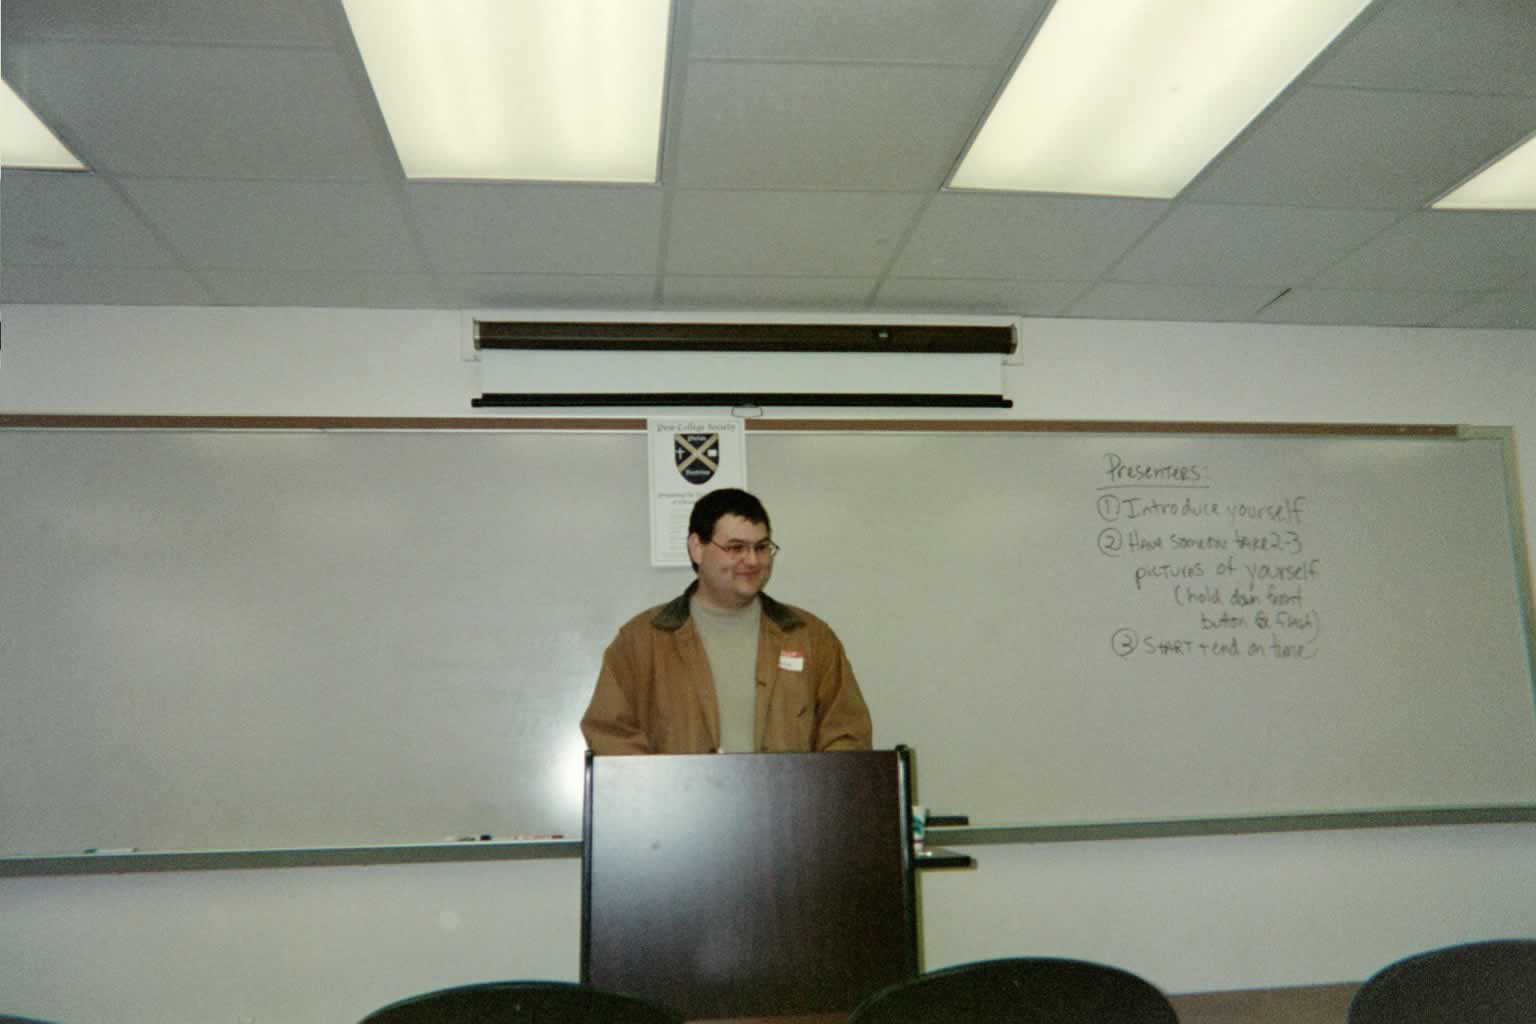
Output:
[1171, 983, 1359, 1024]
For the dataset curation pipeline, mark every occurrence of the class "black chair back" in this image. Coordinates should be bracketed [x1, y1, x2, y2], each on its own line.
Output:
[359, 981, 684, 1024]
[1349, 939, 1536, 1024]
[847, 957, 1178, 1024]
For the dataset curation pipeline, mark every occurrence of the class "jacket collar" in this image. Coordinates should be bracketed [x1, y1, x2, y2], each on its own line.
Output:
[652, 581, 803, 632]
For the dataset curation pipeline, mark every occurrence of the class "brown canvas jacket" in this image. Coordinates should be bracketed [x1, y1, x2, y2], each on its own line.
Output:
[580, 584, 872, 754]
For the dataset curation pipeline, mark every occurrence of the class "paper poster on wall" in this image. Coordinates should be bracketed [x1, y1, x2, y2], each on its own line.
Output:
[648, 417, 748, 566]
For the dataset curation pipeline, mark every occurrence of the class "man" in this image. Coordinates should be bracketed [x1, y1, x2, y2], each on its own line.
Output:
[581, 487, 872, 754]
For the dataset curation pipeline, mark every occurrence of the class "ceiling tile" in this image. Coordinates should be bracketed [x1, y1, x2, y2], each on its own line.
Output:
[874, 278, 1081, 315]
[5, 42, 389, 179]
[122, 180, 423, 271]
[0, 266, 214, 305]
[662, 275, 876, 309]
[1257, 288, 1483, 327]
[1, 171, 181, 267]
[443, 274, 659, 309]
[1, 0, 333, 46]
[1435, 289, 1536, 330]
[1311, 0, 1536, 96]
[202, 272, 447, 310]
[674, 62, 997, 190]
[1191, 86, 1536, 209]
[687, 0, 1042, 64]
[1068, 283, 1281, 322]
[1312, 212, 1536, 290]
[407, 184, 664, 275]
[892, 193, 1166, 280]
[666, 191, 924, 276]
[1110, 203, 1400, 286]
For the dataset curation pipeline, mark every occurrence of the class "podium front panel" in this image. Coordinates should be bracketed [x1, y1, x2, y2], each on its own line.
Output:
[581, 751, 917, 1020]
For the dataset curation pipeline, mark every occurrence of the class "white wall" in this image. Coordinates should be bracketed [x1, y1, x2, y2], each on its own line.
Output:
[2, 304, 1534, 1024]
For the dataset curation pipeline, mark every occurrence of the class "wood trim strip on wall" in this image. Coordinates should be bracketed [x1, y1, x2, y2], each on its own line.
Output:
[0, 414, 1460, 437]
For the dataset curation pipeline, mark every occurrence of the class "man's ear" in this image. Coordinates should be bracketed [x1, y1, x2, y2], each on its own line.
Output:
[686, 532, 703, 565]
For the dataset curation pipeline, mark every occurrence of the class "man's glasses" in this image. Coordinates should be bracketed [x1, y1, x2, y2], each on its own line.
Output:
[709, 539, 780, 560]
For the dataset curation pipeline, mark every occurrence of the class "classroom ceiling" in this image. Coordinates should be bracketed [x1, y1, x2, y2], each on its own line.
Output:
[3, 0, 1535, 329]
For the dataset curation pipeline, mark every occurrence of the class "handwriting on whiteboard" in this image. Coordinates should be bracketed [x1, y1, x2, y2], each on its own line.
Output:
[1095, 451, 1321, 662]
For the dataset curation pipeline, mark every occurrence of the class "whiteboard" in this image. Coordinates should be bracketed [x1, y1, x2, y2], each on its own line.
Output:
[2, 423, 1534, 856]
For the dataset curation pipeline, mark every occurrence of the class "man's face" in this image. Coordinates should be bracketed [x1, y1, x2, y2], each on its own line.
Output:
[687, 513, 774, 610]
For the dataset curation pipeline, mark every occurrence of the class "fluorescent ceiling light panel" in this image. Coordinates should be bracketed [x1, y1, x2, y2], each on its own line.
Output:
[951, 0, 1371, 198]
[343, 0, 670, 183]
[1434, 133, 1536, 210]
[1, 79, 86, 169]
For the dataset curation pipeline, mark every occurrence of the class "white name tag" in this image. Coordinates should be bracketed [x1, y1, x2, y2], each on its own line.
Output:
[778, 650, 805, 672]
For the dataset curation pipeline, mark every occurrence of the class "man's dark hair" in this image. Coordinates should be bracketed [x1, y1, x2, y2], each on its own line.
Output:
[688, 488, 771, 570]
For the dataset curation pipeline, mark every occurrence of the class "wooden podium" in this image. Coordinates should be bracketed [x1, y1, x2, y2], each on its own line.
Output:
[581, 750, 919, 1021]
